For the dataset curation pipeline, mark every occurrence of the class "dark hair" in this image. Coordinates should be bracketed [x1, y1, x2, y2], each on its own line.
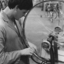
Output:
[54, 26, 62, 32]
[0, 1, 2, 10]
[8, 0, 33, 10]
[55, 27, 61, 30]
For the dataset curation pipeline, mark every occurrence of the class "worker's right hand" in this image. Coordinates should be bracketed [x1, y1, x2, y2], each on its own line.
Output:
[21, 47, 35, 56]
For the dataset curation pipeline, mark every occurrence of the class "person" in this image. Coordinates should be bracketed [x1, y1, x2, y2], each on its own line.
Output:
[1, 1, 6, 10]
[0, 0, 37, 64]
[0, 1, 2, 11]
[54, 26, 62, 34]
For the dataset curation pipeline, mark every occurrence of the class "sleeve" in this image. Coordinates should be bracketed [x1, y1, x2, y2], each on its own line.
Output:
[0, 28, 21, 64]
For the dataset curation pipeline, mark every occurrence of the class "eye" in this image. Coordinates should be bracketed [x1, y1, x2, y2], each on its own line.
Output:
[23, 11, 26, 14]
[23, 10, 27, 14]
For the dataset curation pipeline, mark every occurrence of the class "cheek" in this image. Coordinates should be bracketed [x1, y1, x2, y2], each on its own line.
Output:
[18, 11, 25, 17]
[16, 12, 23, 19]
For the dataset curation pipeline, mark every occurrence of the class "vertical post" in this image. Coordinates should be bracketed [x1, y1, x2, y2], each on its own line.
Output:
[48, 35, 55, 64]
[54, 41, 58, 62]
[50, 41, 55, 64]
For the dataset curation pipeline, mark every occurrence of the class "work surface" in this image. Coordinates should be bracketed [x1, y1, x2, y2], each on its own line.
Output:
[24, 7, 64, 64]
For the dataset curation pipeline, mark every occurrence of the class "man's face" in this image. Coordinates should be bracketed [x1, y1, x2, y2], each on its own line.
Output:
[54, 27, 62, 34]
[15, 9, 28, 20]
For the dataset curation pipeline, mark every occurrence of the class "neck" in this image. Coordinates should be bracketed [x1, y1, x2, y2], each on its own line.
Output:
[3, 7, 15, 23]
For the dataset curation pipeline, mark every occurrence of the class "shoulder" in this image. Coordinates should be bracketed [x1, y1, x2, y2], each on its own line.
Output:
[0, 12, 5, 26]
[0, 12, 6, 32]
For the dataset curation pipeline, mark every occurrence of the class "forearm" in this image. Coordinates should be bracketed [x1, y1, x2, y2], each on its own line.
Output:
[0, 29, 22, 64]
[0, 50, 22, 64]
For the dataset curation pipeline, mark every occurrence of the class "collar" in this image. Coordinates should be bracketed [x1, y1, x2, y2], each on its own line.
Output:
[0, 11, 18, 33]
[1, 11, 14, 25]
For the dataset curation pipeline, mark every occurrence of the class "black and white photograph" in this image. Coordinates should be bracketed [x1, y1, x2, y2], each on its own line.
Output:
[0, 0, 64, 64]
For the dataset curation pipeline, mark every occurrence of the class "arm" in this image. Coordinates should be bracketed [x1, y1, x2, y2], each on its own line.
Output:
[0, 29, 35, 64]
[0, 29, 21, 64]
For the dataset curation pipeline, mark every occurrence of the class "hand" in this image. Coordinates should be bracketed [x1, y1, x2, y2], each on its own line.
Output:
[28, 41, 37, 51]
[21, 47, 35, 56]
